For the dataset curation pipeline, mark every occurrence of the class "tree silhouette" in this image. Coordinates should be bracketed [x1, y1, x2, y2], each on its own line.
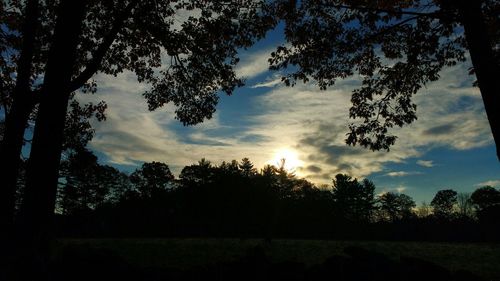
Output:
[130, 162, 174, 198]
[179, 158, 215, 188]
[331, 174, 376, 222]
[57, 148, 130, 215]
[0, 0, 106, 227]
[457, 192, 474, 219]
[270, 0, 500, 159]
[239, 157, 258, 178]
[415, 201, 432, 218]
[1, 1, 275, 273]
[470, 186, 500, 224]
[377, 192, 416, 222]
[0, 0, 275, 237]
[431, 189, 458, 220]
[470, 186, 500, 211]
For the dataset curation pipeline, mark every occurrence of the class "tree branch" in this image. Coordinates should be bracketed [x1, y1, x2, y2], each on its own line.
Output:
[68, 0, 139, 93]
[320, 3, 450, 20]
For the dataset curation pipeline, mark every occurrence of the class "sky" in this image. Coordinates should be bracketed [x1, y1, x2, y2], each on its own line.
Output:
[78, 26, 500, 204]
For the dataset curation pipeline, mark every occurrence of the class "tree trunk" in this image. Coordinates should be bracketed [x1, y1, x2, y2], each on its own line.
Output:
[0, 2, 39, 278]
[0, 0, 38, 231]
[458, 0, 500, 161]
[16, 0, 86, 278]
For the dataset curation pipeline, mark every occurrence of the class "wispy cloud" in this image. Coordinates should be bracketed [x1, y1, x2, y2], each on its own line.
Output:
[417, 160, 434, 168]
[396, 186, 407, 193]
[251, 75, 282, 88]
[235, 48, 274, 79]
[82, 51, 492, 185]
[385, 171, 422, 177]
[377, 185, 409, 196]
[475, 180, 500, 187]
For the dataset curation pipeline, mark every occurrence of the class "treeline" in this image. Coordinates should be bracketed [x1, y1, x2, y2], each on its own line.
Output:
[29, 149, 500, 241]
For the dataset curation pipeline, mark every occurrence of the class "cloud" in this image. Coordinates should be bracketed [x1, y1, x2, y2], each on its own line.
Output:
[396, 186, 407, 193]
[84, 55, 493, 185]
[251, 76, 282, 88]
[377, 185, 409, 196]
[385, 171, 422, 177]
[235, 48, 274, 79]
[423, 123, 456, 136]
[475, 180, 500, 187]
[304, 165, 322, 173]
[417, 160, 434, 168]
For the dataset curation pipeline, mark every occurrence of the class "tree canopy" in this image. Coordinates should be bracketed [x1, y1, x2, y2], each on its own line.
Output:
[431, 189, 458, 219]
[269, 0, 500, 158]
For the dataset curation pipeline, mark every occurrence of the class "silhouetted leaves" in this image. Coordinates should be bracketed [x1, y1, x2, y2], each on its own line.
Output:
[431, 189, 458, 220]
[269, 0, 499, 153]
[377, 192, 416, 222]
[130, 162, 174, 198]
[332, 174, 376, 222]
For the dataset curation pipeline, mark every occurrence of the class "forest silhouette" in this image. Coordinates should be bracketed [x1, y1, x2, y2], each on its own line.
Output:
[7, 149, 500, 280]
[38, 150, 500, 241]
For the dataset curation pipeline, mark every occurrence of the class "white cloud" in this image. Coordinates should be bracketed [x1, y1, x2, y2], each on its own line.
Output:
[251, 76, 282, 88]
[83, 56, 493, 184]
[475, 180, 500, 187]
[396, 186, 407, 193]
[377, 185, 408, 196]
[417, 160, 434, 168]
[385, 171, 422, 177]
[235, 48, 274, 79]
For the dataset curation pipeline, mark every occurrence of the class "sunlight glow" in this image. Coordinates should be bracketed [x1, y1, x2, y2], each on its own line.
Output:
[268, 148, 303, 173]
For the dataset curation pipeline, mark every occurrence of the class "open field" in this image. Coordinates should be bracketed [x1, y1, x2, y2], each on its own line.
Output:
[52, 238, 500, 280]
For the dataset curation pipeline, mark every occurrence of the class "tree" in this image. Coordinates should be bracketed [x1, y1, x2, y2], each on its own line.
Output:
[239, 157, 258, 178]
[470, 186, 500, 211]
[415, 201, 432, 218]
[0, 0, 275, 229]
[331, 174, 376, 222]
[269, 0, 500, 159]
[470, 186, 500, 223]
[377, 192, 416, 222]
[179, 158, 215, 188]
[58, 149, 104, 214]
[130, 162, 174, 198]
[457, 192, 474, 218]
[431, 189, 458, 219]
[2, 0, 275, 276]
[0, 0, 104, 227]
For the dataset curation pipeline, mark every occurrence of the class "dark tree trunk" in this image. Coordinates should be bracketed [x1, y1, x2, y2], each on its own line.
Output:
[0, 1, 38, 276]
[0, 0, 38, 232]
[15, 0, 86, 278]
[458, 0, 500, 161]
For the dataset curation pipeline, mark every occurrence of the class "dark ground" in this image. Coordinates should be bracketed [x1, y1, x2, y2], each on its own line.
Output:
[45, 239, 500, 281]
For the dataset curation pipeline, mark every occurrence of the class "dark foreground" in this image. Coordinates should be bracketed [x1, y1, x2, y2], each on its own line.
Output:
[36, 239, 499, 281]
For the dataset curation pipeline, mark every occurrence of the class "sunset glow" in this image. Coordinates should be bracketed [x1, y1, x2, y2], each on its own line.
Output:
[269, 148, 303, 173]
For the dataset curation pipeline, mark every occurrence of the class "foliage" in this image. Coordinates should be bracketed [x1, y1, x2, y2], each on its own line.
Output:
[331, 174, 376, 222]
[130, 162, 174, 198]
[377, 192, 416, 221]
[0, 0, 278, 230]
[457, 192, 474, 219]
[50, 152, 500, 241]
[431, 189, 458, 219]
[470, 186, 500, 211]
[58, 149, 130, 215]
[269, 0, 499, 152]
[470, 186, 500, 224]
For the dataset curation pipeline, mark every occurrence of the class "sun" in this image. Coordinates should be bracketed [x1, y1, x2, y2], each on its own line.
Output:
[269, 148, 303, 172]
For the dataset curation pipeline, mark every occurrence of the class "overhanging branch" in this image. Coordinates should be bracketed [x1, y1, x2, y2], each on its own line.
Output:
[68, 0, 139, 93]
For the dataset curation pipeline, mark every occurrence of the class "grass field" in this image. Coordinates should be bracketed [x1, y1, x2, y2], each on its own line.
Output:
[52, 238, 500, 280]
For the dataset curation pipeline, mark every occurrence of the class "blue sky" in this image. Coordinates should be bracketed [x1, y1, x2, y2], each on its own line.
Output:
[79, 25, 500, 204]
